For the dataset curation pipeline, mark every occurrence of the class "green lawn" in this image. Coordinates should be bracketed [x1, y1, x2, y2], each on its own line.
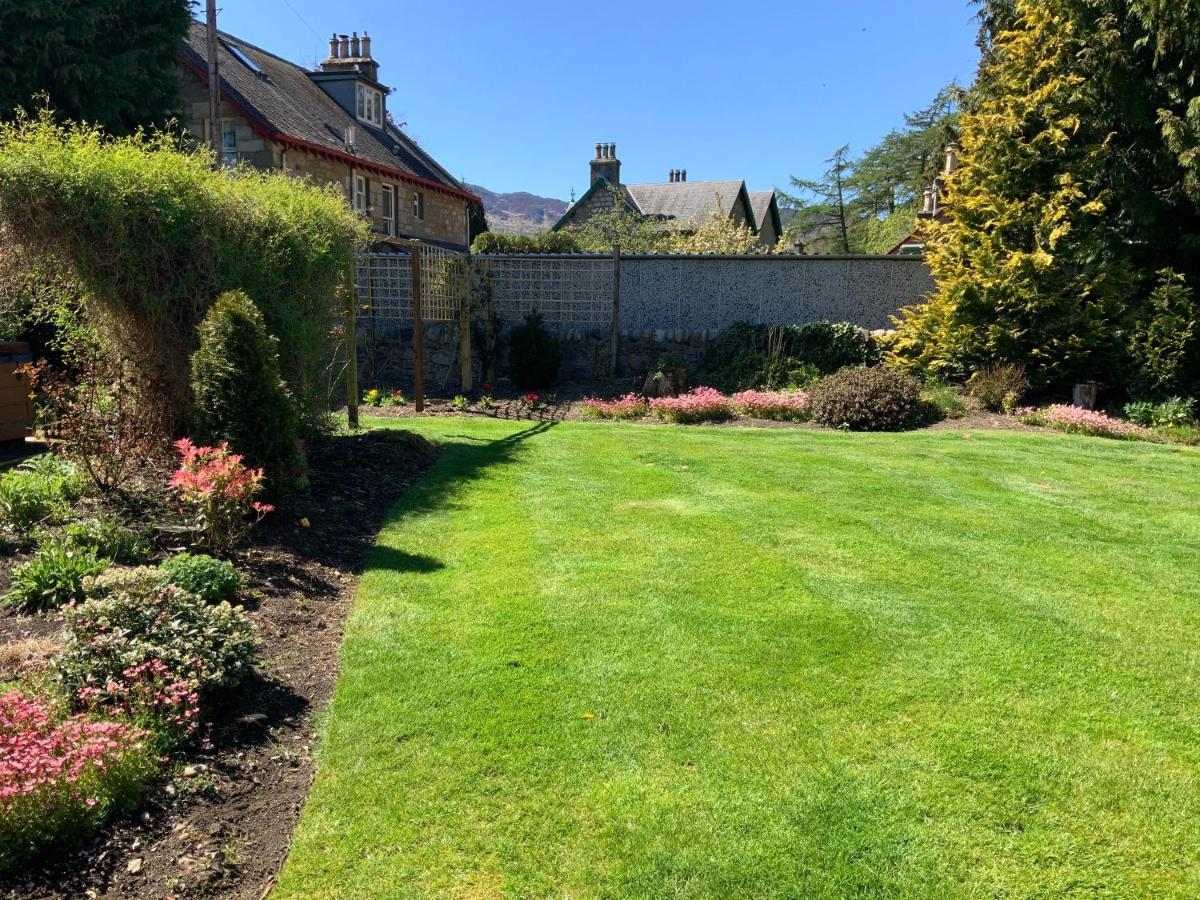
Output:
[275, 419, 1200, 898]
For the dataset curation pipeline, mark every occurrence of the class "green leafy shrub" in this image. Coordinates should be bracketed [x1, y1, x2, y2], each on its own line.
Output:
[0, 113, 367, 432]
[1124, 397, 1195, 427]
[55, 576, 257, 696]
[0, 456, 84, 531]
[509, 311, 562, 388]
[809, 367, 923, 431]
[921, 383, 969, 420]
[4, 540, 107, 612]
[60, 516, 150, 564]
[1126, 271, 1197, 399]
[471, 231, 582, 254]
[967, 363, 1029, 413]
[191, 291, 307, 492]
[699, 321, 878, 390]
[159, 553, 241, 604]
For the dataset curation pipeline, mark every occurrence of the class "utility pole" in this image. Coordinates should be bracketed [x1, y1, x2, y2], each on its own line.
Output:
[206, 0, 221, 165]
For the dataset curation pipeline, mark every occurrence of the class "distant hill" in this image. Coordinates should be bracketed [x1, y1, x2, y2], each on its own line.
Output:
[467, 184, 569, 236]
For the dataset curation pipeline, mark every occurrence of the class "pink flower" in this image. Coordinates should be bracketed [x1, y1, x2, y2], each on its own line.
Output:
[731, 390, 810, 422]
[580, 393, 649, 420]
[649, 387, 733, 424]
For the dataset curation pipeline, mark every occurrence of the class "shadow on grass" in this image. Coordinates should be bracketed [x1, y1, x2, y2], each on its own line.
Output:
[369, 546, 445, 574]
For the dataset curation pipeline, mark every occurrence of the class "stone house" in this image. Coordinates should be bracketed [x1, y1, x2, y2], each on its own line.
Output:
[180, 24, 478, 250]
[553, 143, 782, 249]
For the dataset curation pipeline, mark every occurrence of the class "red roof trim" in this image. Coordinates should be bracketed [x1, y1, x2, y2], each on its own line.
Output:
[180, 55, 480, 204]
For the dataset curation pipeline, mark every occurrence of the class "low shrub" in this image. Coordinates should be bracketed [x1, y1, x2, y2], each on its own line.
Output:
[1151, 424, 1200, 445]
[921, 383, 969, 420]
[650, 387, 733, 424]
[191, 291, 308, 493]
[731, 390, 810, 421]
[580, 393, 649, 420]
[3, 540, 107, 612]
[1124, 397, 1195, 427]
[159, 552, 241, 604]
[55, 576, 258, 697]
[76, 659, 202, 752]
[471, 231, 582, 254]
[0, 691, 156, 873]
[1016, 405, 1147, 440]
[809, 367, 922, 431]
[699, 321, 879, 391]
[170, 439, 274, 555]
[61, 516, 150, 564]
[0, 456, 84, 531]
[967, 363, 1029, 413]
[508, 311, 561, 388]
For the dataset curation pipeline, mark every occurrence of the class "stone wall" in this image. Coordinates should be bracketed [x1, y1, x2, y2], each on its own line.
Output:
[357, 253, 933, 393]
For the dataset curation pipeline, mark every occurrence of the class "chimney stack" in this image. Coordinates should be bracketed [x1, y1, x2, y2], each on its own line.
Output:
[590, 142, 621, 186]
[680, 169, 687, 182]
[944, 142, 959, 175]
[321, 28, 380, 80]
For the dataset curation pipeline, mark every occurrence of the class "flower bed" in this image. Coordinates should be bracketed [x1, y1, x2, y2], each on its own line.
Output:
[649, 387, 734, 424]
[731, 390, 811, 422]
[0, 691, 155, 872]
[1016, 404, 1147, 440]
[580, 393, 649, 420]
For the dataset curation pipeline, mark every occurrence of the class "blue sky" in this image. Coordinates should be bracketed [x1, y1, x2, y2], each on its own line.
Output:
[215, 0, 981, 200]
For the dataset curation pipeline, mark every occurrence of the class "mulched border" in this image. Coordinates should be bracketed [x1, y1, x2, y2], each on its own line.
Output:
[0, 428, 440, 900]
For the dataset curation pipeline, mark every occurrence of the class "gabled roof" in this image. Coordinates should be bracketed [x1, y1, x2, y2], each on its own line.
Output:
[747, 190, 782, 238]
[624, 180, 748, 227]
[181, 22, 477, 203]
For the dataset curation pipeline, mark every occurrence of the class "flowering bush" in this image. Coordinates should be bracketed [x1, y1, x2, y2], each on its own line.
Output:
[76, 659, 202, 751]
[519, 392, 540, 409]
[0, 691, 155, 872]
[580, 393, 649, 420]
[1016, 404, 1147, 439]
[384, 389, 408, 407]
[650, 387, 733, 424]
[731, 390, 810, 422]
[170, 439, 273, 555]
[362, 388, 382, 407]
[55, 573, 258, 697]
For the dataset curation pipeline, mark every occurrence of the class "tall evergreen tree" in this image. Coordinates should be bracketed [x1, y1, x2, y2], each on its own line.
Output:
[0, 0, 194, 134]
[893, 0, 1200, 394]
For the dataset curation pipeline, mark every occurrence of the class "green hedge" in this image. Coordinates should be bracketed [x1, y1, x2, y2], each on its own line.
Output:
[0, 112, 368, 431]
[471, 230, 582, 254]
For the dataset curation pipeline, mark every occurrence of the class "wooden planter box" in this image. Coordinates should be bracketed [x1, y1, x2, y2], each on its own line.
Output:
[0, 342, 34, 442]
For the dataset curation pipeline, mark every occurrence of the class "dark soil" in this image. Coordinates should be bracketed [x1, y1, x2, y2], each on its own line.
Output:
[0, 428, 440, 900]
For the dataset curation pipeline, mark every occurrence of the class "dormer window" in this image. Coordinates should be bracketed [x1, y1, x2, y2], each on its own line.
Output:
[356, 83, 383, 127]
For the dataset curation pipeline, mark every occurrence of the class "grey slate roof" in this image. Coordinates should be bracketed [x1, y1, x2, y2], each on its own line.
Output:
[623, 180, 747, 227]
[181, 22, 472, 197]
[747, 191, 776, 232]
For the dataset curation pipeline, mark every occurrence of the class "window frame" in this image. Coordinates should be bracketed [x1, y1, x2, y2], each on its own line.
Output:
[355, 82, 383, 127]
[412, 190, 425, 221]
[354, 174, 368, 215]
[380, 184, 395, 236]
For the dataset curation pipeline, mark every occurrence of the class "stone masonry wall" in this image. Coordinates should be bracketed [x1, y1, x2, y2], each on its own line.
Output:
[357, 254, 933, 393]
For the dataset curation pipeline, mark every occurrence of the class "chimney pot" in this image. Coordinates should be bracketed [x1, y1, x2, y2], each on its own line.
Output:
[668, 170, 674, 183]
[338, 34, 350, 57]
[681, 169, 687, 182]
[351, 32, 361, 57]
[362, 31, 372, 58]
[610, 142, 617, 159]
[329, 34, 339, 58]
[595, 143, 603, 159]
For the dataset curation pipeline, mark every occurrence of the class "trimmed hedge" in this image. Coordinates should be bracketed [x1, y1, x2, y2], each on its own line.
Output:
[0, 112, 368, 432]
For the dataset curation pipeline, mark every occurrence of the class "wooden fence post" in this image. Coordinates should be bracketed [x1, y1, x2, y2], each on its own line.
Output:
[345, 260, 360, 430]
[610, 243, 622, 376]
[459, 260, 473, 392]
[410, 240, 425, 412]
